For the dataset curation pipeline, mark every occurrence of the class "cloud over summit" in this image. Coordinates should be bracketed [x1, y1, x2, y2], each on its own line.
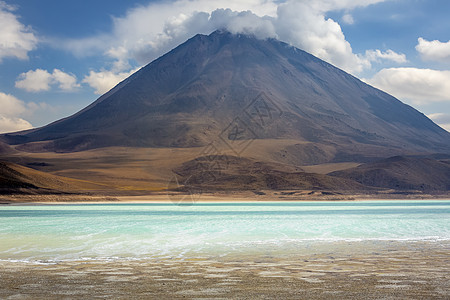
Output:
[63, 0, 399, 78]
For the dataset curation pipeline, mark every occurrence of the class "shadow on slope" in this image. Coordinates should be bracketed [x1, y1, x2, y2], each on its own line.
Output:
[171, 155, 371, 192]
[329, 156, 450, 192]
[0, 161, 103, 194]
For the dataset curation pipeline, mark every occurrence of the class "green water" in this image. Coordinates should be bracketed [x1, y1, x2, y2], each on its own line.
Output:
[0, 200, 449, 261]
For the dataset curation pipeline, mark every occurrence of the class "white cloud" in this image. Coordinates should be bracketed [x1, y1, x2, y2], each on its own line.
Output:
[0, 91, 32, 133]
[82, 69, 137, 95]
[59, 0, 393, 75]
[0, 115, 32, 133]
[274, 2, 369, 73]
[15, 69, 79, 92]
[365, 68, 450, 105]
[52, 69, 80, 91]
[0, 1, 37, 62]
[106, 46, 131, 72]
[364, 49, 407, 64]
[427, 113, 450, 132]
[15, 69, 52, 92]
[212, 9, 276, 39]
[416, 37, 450, 63]
[0, 91, 27, 117]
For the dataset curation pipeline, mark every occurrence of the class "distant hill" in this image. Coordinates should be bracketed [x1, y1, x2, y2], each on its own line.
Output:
[172, 155, 371, 192]
[329, 156, 450, 192]
[0, 141, 14, 155]
[0, 161, 102, 194]
[1, 31, 449, 164]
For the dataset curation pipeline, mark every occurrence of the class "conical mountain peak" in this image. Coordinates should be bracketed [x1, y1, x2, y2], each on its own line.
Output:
[2, 31, 449, 163]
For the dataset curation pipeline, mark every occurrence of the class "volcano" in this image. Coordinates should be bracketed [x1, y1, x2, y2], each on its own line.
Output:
[1, 30, 449, 170]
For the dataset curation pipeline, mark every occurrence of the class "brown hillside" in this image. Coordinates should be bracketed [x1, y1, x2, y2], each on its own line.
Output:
[329, 156, 450, 192]
[0, 161, 103, 194]
[171, 155, 371, 192]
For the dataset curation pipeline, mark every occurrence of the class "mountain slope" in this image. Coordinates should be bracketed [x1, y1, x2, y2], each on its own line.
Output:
[1, 31, 449, 163]
[0, 141, 14, 154]
[0, 161, 103, 194]
[171, 155, 371, 191]
[329, 156, 450, 192]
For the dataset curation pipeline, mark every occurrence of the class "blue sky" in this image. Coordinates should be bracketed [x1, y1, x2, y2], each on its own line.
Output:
[0, 0, 449, 133]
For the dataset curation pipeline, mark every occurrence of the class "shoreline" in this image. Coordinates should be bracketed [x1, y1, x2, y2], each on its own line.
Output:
[2, 198, 450, 205]
[3, 200, 450, 206]
[1, 191, 449, 205]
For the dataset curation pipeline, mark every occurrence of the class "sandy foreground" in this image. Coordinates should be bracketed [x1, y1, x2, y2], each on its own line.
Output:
[0, 242, 449, 299]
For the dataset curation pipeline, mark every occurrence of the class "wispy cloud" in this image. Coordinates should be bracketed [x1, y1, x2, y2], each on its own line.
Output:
[342, 14, 354, 24]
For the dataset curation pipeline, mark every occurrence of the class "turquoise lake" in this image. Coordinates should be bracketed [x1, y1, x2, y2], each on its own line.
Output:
[0, 200, 449, 262]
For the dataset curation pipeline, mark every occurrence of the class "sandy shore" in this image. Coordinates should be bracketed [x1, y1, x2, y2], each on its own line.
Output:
[1, 191, 449, 205]
[0, 241, 448, 299]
